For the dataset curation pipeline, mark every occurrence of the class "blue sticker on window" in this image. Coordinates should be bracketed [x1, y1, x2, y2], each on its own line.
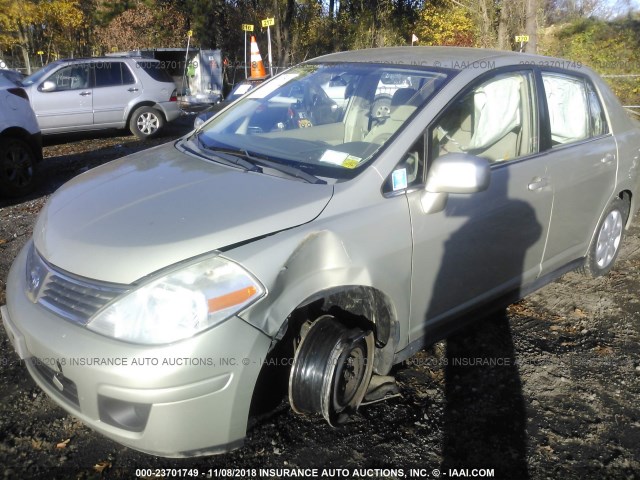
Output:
[392, 168, 408, 191]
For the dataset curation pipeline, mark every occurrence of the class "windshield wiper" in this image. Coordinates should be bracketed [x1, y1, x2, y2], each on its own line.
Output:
[192, 134, 262, 173]
[221, 148, 327, 185]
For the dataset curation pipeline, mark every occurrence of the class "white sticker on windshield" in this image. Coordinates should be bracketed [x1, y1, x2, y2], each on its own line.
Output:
[247, 73, 299, 99]
[320, 150, 363, 169]
[320, 150, 349, 165]
[392, 168, 408, 191]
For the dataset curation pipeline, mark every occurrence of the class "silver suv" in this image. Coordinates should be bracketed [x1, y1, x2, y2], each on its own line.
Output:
[21, 57, 181, 139]
[3, 47, 640, 457]
[0, 76, 42, 196]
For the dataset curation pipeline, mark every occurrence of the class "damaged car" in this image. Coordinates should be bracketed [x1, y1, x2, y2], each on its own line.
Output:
[3, 47, 640, 457]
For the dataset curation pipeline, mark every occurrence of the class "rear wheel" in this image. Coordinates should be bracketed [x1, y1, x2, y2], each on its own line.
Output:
[289, 315, 374, 426]
[130, 106, 164, 139]
[581, 197, 629, 277]
[0, 138, 38, 197]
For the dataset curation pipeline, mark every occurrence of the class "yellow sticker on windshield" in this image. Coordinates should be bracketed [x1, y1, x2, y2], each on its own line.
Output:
[341, 156, 361, 169]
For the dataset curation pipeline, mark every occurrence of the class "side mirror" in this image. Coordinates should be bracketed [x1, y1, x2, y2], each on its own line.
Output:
[425, 152, 490, 194]
[40, 80, 56, 92]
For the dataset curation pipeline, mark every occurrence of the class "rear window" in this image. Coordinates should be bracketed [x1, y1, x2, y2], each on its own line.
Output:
[135, 61, 174, 83]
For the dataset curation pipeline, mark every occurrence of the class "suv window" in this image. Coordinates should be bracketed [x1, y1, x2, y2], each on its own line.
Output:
[47, 64, 90, 91]
[94, 62, 135, 87]
[135, 61, 174, 83]
[542, 72, 609, 146]
[430, 70, 538, 163]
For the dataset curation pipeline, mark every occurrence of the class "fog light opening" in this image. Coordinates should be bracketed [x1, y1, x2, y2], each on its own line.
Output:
[98, 395, 151, 432]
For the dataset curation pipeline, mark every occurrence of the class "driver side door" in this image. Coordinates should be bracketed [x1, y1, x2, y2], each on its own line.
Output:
[30, 63, 93, 132]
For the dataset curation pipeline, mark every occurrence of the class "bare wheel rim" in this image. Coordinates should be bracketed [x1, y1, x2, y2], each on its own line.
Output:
[595, 209, 623, 269]
[289, 316, 374, 426]
[2, 143, 33, 188]
[136, 112, 159, 135]
[332, 340, 367, 411]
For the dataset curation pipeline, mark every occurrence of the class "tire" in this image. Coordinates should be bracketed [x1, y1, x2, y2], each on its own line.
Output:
[0, 137, 38, 197]
[289, 315, 374, 426]
[129, 106, 164, 139]
[581, 196, 629, 277]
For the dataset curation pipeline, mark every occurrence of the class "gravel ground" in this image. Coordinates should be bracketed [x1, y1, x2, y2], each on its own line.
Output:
[0, 117, 639, 479]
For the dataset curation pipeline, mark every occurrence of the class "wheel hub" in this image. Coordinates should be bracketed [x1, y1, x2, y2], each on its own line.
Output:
[289, 315, 374, 426]
[595, 209, 622, 269]
[137, 113, 159, 135]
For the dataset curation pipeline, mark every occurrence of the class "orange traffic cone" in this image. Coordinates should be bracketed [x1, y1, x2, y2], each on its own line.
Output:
[249, 35, 267, 79]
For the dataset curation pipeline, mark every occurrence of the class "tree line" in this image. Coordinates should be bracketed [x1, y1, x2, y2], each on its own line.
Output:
[0, 0, 638, 103]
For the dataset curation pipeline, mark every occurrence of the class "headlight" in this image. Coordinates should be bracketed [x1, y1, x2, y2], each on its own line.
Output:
[87, 256, 265, 345]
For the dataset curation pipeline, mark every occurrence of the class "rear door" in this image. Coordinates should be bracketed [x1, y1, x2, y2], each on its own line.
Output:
[538, 71, 617, 274]
[92, 61, 141, 127]
[30, 63, 93, 131]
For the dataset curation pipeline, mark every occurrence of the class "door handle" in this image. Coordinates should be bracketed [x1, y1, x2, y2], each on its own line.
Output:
[128, 88, 139, 92]
[528, 177, 548, 191]
[600, 153, 615, 164]
[79, 91, 91, 96]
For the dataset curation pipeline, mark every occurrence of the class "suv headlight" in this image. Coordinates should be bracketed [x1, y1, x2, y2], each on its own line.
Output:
[87, 256, 265, 345]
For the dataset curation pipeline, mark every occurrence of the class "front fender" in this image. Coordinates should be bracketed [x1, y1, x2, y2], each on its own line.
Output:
[239, 230, 373, 336]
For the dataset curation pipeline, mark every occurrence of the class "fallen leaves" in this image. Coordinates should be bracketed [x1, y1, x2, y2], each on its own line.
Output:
[56, 438, 70, 449]
[94, 460, 111, 473]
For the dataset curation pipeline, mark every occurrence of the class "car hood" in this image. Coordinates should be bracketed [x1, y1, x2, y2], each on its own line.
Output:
[33, 142, 333, 284]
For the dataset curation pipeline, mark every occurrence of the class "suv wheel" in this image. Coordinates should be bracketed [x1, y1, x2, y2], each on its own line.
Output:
[0, 138, 38, 197]
[581, 196, 629, 277]
[289, 315, 374, 426]
[130, 106, 164, 139]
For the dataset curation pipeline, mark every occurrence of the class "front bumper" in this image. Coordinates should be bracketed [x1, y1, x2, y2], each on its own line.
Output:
[2, 245, 272, 457]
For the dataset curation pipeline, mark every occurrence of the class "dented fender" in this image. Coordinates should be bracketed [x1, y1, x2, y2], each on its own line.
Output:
[236, 229, 373, 336]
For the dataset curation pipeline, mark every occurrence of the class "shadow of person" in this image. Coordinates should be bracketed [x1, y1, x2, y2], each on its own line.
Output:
[441, 312, 529, 478]
[418, 164, 541, 478]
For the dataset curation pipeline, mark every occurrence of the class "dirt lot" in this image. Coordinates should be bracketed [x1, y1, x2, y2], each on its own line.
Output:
[0, 118, 639, 479]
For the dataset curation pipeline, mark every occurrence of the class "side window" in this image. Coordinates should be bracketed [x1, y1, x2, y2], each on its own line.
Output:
[46, 64, 90, 91]
[586, 81, 609, 137]
[383, 134, 426, 194]
[430, 71, 538, 163]
[94, 62, 135, 87]
[541, 72, 609, 146]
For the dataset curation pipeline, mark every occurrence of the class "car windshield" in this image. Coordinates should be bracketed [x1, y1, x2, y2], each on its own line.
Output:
[195, 63, 451, 181]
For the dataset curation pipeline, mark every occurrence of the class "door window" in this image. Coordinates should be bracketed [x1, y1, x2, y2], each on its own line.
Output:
[430, 71, 538, 163]
[541, 72, 609, 146]
[46, 64, 91, 91]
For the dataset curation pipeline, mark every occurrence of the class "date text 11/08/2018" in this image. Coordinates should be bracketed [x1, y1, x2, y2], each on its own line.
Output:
[133, 467, 497, 478]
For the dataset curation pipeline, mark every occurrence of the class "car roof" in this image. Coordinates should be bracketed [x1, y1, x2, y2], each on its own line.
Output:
[309, 46, 572, 71]
[53, 56, 158, 63]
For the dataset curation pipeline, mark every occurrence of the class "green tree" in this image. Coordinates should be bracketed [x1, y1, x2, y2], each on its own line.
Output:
[415, 0, 476, 46]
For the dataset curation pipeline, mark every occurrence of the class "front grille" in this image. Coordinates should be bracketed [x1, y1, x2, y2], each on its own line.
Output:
[27, 245, 129, 325]
[30, 358, 80, 408]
